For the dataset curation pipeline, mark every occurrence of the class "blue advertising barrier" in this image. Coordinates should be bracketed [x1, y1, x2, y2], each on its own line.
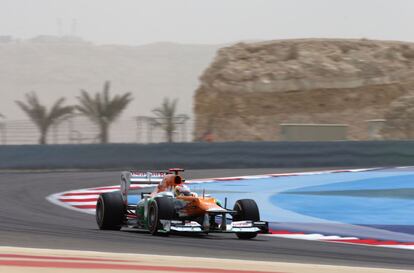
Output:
[1, 141, 414, 169]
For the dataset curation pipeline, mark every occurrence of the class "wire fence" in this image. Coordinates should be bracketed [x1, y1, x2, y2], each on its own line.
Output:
[0, 116, 193, 145]
[0, 116, 391, 145]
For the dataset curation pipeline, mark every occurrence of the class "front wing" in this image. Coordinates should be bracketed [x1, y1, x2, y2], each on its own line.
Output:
[161, 220, 269, 234]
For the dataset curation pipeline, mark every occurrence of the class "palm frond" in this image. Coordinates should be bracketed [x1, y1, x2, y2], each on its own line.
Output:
[76, 89, 101, 123]
[76, 81, 133, 143]
[106, 92, 132, 122]
[15, 92, 47, 129]
[15, 92, 73, 144]
[48, 98, 74, 125]
[103, 81, 110, 106]
[151, 97, 187, 142]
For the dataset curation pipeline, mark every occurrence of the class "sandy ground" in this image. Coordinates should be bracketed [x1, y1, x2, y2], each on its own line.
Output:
[0, 247, 413, 273]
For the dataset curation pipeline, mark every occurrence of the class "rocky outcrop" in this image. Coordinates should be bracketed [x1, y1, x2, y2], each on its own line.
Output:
[382, 95, 414, 139]
[194, 39, 414, 141]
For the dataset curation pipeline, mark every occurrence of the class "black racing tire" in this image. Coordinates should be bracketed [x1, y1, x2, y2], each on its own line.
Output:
[148, 197, 174, 235]
[96, 192, 124, 230]
[233, 199, 260, 239]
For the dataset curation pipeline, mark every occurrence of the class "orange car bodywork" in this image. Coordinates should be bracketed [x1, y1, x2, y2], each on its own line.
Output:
[152, 173, 183, 194]
[175, 196, 223, 217]
[150, 173, 224, 217]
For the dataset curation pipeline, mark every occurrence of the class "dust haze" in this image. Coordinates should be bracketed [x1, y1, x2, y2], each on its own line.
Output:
[1, 0, 414, 119]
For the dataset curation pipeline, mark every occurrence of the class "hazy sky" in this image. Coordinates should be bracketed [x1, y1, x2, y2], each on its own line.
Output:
[2, 0, 414, 45]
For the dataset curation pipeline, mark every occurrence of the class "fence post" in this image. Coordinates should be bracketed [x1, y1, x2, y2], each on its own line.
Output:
[0, 116, 6, 145]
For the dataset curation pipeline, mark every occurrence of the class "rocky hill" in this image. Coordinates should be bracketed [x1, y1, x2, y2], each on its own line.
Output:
[194, 39, 414, 141]
[0, 37, 221, 120]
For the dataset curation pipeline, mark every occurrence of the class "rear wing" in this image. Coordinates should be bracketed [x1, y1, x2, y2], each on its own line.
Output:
[120, 171, 167, 204]
[128, 171, 166, 184]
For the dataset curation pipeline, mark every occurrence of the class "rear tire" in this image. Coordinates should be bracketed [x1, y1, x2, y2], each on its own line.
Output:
[233, 199, 260, 239]
[96, 192, 124, 230]
[148, 197, 174, 235]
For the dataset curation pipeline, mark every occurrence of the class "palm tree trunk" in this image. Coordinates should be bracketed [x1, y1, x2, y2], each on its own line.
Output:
[39, 129, 47, 144]
[167, 130, 173, 143]
[100, 122, 109, 143]
[166, 121, 174, 143]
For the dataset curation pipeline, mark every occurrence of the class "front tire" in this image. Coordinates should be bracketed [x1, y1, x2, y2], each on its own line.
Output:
[96, 192, 124, 230]
[148, 197, 174, 235]
[233, 199, 260, 239]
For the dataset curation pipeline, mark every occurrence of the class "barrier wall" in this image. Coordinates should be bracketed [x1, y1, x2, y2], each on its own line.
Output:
[1, 141, 414, 170]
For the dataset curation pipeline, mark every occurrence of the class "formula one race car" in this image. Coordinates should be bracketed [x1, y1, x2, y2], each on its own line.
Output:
[96, 168, 268, 239]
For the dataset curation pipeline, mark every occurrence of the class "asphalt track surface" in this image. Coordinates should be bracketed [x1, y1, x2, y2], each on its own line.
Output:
[0, 169, 413, 270]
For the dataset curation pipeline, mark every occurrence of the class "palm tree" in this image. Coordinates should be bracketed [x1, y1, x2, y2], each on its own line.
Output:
[76, 81, 133, 143]
[151, 98, 189, 143]
[16, 92, 74, 144]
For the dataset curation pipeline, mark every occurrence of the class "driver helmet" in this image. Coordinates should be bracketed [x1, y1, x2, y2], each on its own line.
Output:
[174, 184, 192, 196]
